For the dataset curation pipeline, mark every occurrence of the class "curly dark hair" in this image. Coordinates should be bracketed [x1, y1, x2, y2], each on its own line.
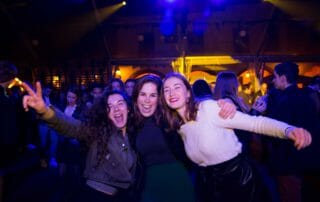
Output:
[82, 90, 133, 168]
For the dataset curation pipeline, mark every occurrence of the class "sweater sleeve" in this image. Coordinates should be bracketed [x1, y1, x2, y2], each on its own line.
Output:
[198, 100, 293, 139]
[40, 106, 87, 140]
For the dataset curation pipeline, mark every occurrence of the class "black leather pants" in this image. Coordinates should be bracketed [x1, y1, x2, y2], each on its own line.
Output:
[201, 154, 255, 202]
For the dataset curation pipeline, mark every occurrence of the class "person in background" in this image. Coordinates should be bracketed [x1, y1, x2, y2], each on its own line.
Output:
[254, 82, 268, 102]
[86, 83, 104, 109]
[209, 82, 216, 94]
[21, 82, 137, 202]
[0, 61, 40, 202]
[56, 86, 87, 201]
[160, 72, 312, 202]
[106, 78, 125, 93]
[239, 83, 254, 107]
[304, 76, 320, 118]
[38, 84, 59, 167]
[262, 62, 320, 202]
[125, 78, 136, 98]
[0, 61, 20, 166]
[192, 79, 213, 101]
[213, 71, 261, 151]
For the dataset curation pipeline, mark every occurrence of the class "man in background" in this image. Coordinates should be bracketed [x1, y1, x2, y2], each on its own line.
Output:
[265, 62, 320, 202]
[0, 61, 20, 166]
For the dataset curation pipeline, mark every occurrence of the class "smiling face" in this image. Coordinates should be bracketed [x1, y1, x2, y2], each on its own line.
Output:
[163, 76, 190, 118]
[107, 93, 128, 130]
[137, 82, 158, 117]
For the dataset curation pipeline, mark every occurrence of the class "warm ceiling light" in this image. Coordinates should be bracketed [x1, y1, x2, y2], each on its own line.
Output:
[8, 77, 22, 89]
[122, 1, 126, 6]
[116, 69, 121, 76]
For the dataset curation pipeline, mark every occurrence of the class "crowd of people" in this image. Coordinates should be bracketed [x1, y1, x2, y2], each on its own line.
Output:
[1, 60, 319, 202]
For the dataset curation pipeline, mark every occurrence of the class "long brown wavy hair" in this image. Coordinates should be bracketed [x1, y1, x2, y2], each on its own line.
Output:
[213, 71, 250, 113]
[132, 75, 163, 129]
[82, 90, 133, 168]
[160, 72, 197, 132]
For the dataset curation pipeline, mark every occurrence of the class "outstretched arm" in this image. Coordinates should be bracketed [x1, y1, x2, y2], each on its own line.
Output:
[21, 81, 48, 114]
[21, 81, 85, 139]
[201, 100, 312, 150]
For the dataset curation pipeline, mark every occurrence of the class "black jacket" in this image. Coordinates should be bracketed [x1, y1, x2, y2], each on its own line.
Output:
[266, 85, 320, 174]
[42, 107, 137, 189]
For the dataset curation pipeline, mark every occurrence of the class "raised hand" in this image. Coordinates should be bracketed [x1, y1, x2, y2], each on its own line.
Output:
[252, 95, 267, 113]
[217, 99, 236, 119]
[20, 81, 48, 114]
[286, 127, 312, 150]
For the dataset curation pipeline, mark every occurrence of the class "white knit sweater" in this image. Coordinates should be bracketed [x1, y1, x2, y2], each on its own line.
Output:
[178, 99, 292, 167]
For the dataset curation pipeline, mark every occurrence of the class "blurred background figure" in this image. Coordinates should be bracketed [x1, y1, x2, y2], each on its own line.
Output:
[106, 78, 124, 93]
[213, 71, 251, 151]
[304, 76, 320, 118]
[124, 78, 136, 99]
[85, 83, 104, 109]
[239, 83, 254, 107]
[0, 61, 19, 167]
[56, 86, 87, 202]
[38, 84, 59, 168]
[209, 82, 216, 95]
[0, 61, 40, 202]
[192, 79, 213, 101]
[254, 82, 268, 102]
[263, 62, 320, 202]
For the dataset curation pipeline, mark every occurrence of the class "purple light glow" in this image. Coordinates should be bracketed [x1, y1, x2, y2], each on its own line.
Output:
[211, 0, 224, 5]
[203, 8, 211, 17]
[193, 22, 207, 35]
[165, 0, 176, 3]
[158, 0, 185, 8]
[160, 20, 175, 36]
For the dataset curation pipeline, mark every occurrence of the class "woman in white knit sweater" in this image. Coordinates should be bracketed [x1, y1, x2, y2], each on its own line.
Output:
[160, 72, 312, 202]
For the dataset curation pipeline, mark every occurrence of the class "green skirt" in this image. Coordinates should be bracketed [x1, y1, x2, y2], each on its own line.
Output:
[140, 162, 196, 202]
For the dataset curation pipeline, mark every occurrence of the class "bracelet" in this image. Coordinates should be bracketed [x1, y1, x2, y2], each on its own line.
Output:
[284, 127, 295, 138]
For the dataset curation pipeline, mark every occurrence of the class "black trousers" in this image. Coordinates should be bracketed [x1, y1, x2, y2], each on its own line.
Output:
[201, 154, 255, 202]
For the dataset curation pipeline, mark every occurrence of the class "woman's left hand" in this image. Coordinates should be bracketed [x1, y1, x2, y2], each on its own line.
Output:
[217, 99, 236, 119]
[286, 127, 312, 150]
